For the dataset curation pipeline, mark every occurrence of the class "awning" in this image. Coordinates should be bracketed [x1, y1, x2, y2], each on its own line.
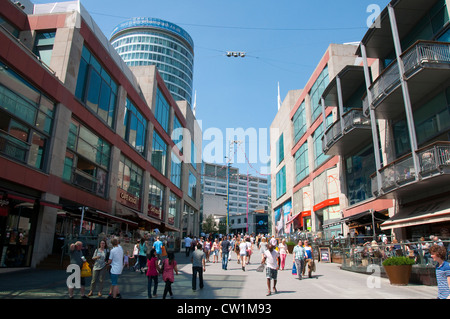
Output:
[95, 210, 138, 227]
[381, 198, 450, 230]
[343, 210, 389, 226]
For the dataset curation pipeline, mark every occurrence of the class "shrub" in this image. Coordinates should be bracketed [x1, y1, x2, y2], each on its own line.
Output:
[382, 256, 415, 266]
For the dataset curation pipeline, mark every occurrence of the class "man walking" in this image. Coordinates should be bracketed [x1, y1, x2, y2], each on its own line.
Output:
[293, 239, 306, 280]
[184, 235, 192, 257]
[191, 243, 206, 291]
[108, 237, 124, 299]
[221, 235, 232, 270]
[261, 243, 279, 296]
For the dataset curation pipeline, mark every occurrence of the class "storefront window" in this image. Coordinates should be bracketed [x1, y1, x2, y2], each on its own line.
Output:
[0, 197, 37, 268]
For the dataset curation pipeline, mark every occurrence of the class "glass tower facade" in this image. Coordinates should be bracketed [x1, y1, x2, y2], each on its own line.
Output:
[110, 17, 194, 106]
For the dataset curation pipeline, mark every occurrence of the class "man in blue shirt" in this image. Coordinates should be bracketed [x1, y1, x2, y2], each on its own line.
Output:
[153, 236, 163, 260]
[221, 235, 232, 270]
[430, 245, 450, 299]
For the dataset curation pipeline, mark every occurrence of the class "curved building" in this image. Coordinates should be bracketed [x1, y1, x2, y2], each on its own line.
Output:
[110, 17, 194, 106]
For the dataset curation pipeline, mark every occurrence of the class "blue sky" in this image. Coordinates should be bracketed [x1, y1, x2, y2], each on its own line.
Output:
[37, 0, 391, 176]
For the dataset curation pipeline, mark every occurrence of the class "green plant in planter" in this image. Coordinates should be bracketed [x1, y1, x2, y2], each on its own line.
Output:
[382, 256, 415, 266]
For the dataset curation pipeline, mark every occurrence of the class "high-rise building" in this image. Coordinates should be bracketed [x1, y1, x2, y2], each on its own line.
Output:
[202, 162, 269, 234]
[110, 17, 194, 107]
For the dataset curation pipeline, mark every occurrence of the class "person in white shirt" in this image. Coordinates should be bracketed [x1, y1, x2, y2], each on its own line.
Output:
[108, 237, 124, 299]
[239, 239, 248, 271]
[261, 243, 280, 296]
[184, 236, 192, 257]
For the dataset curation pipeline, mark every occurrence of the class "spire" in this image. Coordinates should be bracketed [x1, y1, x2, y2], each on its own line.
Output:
[277, 82, 281, 111]
[193, 90, 197, 116]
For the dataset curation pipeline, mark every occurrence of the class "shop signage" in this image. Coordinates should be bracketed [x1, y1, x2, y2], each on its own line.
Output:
[117, 189, 140, 210]
[148, 204, 162, 219]
[313, 197, 339, 212]
[319, 247, 331, 263]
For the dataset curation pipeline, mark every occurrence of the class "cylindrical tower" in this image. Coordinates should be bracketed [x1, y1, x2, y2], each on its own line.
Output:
[110, 17, 194, 106]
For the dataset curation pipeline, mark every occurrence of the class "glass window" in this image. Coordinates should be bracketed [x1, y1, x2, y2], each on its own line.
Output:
[33, 31, 56, 66]
[148, 176, 164, 219]
[345, 145, 375, 205]
[310, 66, 329, 122]
[122, 98, 147, 155]
[188, 171, 197, 199]
[155, 88, 170, 133]
[63, 119, 110, 197]
[191, 139, 197, 169]
[295, 142, 309, 184]
[293, 100, 307, 144]
[313, 114, 333, 168]
[75, 45, 117, 128]
[152, 130, 167, 175]
[117, 154, 143, 197]
[0, 61, 55, 171]
[168, 192, 180, 227]
[276, 166, 286, 199]
[170, 152, 182, 188]
[172, 115, 183, 153]
[276, 133, 284, 165]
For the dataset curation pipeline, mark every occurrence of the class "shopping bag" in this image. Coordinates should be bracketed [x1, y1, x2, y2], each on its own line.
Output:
[161, 245, 167, 257]
[81, 261, 92, 277]
[256, 264, 265, 272]
[292, 262, 297, 275]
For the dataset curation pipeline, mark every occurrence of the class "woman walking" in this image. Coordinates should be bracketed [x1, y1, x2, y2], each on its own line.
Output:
[162, 252, 179, 299]
[88, 239, 108, 297]
[239, 238, 248, 271]
[146, 249, 160, 298]
[279, 239, 288, 270]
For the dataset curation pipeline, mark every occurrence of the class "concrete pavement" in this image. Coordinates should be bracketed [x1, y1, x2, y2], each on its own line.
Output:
[0, 249, 438, 300]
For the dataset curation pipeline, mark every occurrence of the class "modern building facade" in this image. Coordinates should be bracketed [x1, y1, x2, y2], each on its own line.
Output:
[0, 0, 201, 268]
[110, 17, 194, 107]
[202, 162, 269, 235]
[276, 0, 450, 242]
[354, 0, 450, 241]
[270, 43, 385, 240]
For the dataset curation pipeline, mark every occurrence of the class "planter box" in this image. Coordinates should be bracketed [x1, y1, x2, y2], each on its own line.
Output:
[384, 265, 412, 286]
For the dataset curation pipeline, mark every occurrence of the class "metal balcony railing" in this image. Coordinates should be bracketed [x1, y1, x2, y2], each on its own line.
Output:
[367, 41, 450, 110]
[402, 41, 450, 78]
[323, 109, 370, 152]
[371, 142, 450, 195]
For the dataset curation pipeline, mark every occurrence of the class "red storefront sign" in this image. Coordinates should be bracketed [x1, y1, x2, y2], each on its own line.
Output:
[313, 197, 339, 212]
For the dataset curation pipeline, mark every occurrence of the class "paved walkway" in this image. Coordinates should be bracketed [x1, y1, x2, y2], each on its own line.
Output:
[0, 249, 438, 299]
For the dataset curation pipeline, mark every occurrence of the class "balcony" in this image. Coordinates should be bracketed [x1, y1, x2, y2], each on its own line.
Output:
[322, 109, 372, 156]
[371, 141, 450, 198]
[364, 41, 450, 119]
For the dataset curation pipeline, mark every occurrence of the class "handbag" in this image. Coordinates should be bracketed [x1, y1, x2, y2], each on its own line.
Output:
[81, 261, 92, 277]
[256, 263, 265, 272]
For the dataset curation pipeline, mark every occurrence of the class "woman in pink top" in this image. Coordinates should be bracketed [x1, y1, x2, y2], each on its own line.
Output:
[146, 249, 160, 298]
[162, 252, 179, 299]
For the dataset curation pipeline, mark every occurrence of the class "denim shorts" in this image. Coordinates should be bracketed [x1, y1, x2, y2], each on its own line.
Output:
[266, 267, 278, 280]
[110, 274, 119, 286]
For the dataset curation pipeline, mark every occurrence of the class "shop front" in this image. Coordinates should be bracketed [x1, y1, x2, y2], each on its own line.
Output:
[0, 192, 39, 268]
[380, 197, 450, 241]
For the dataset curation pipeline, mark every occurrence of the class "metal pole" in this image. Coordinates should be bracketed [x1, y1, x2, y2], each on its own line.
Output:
[79, 206, 85, 235]
[246, 168, 249, 234]
[226, 162, 230, 235]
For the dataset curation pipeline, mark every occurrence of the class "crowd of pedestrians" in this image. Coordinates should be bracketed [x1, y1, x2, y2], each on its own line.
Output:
[67, 232, 449, 300]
